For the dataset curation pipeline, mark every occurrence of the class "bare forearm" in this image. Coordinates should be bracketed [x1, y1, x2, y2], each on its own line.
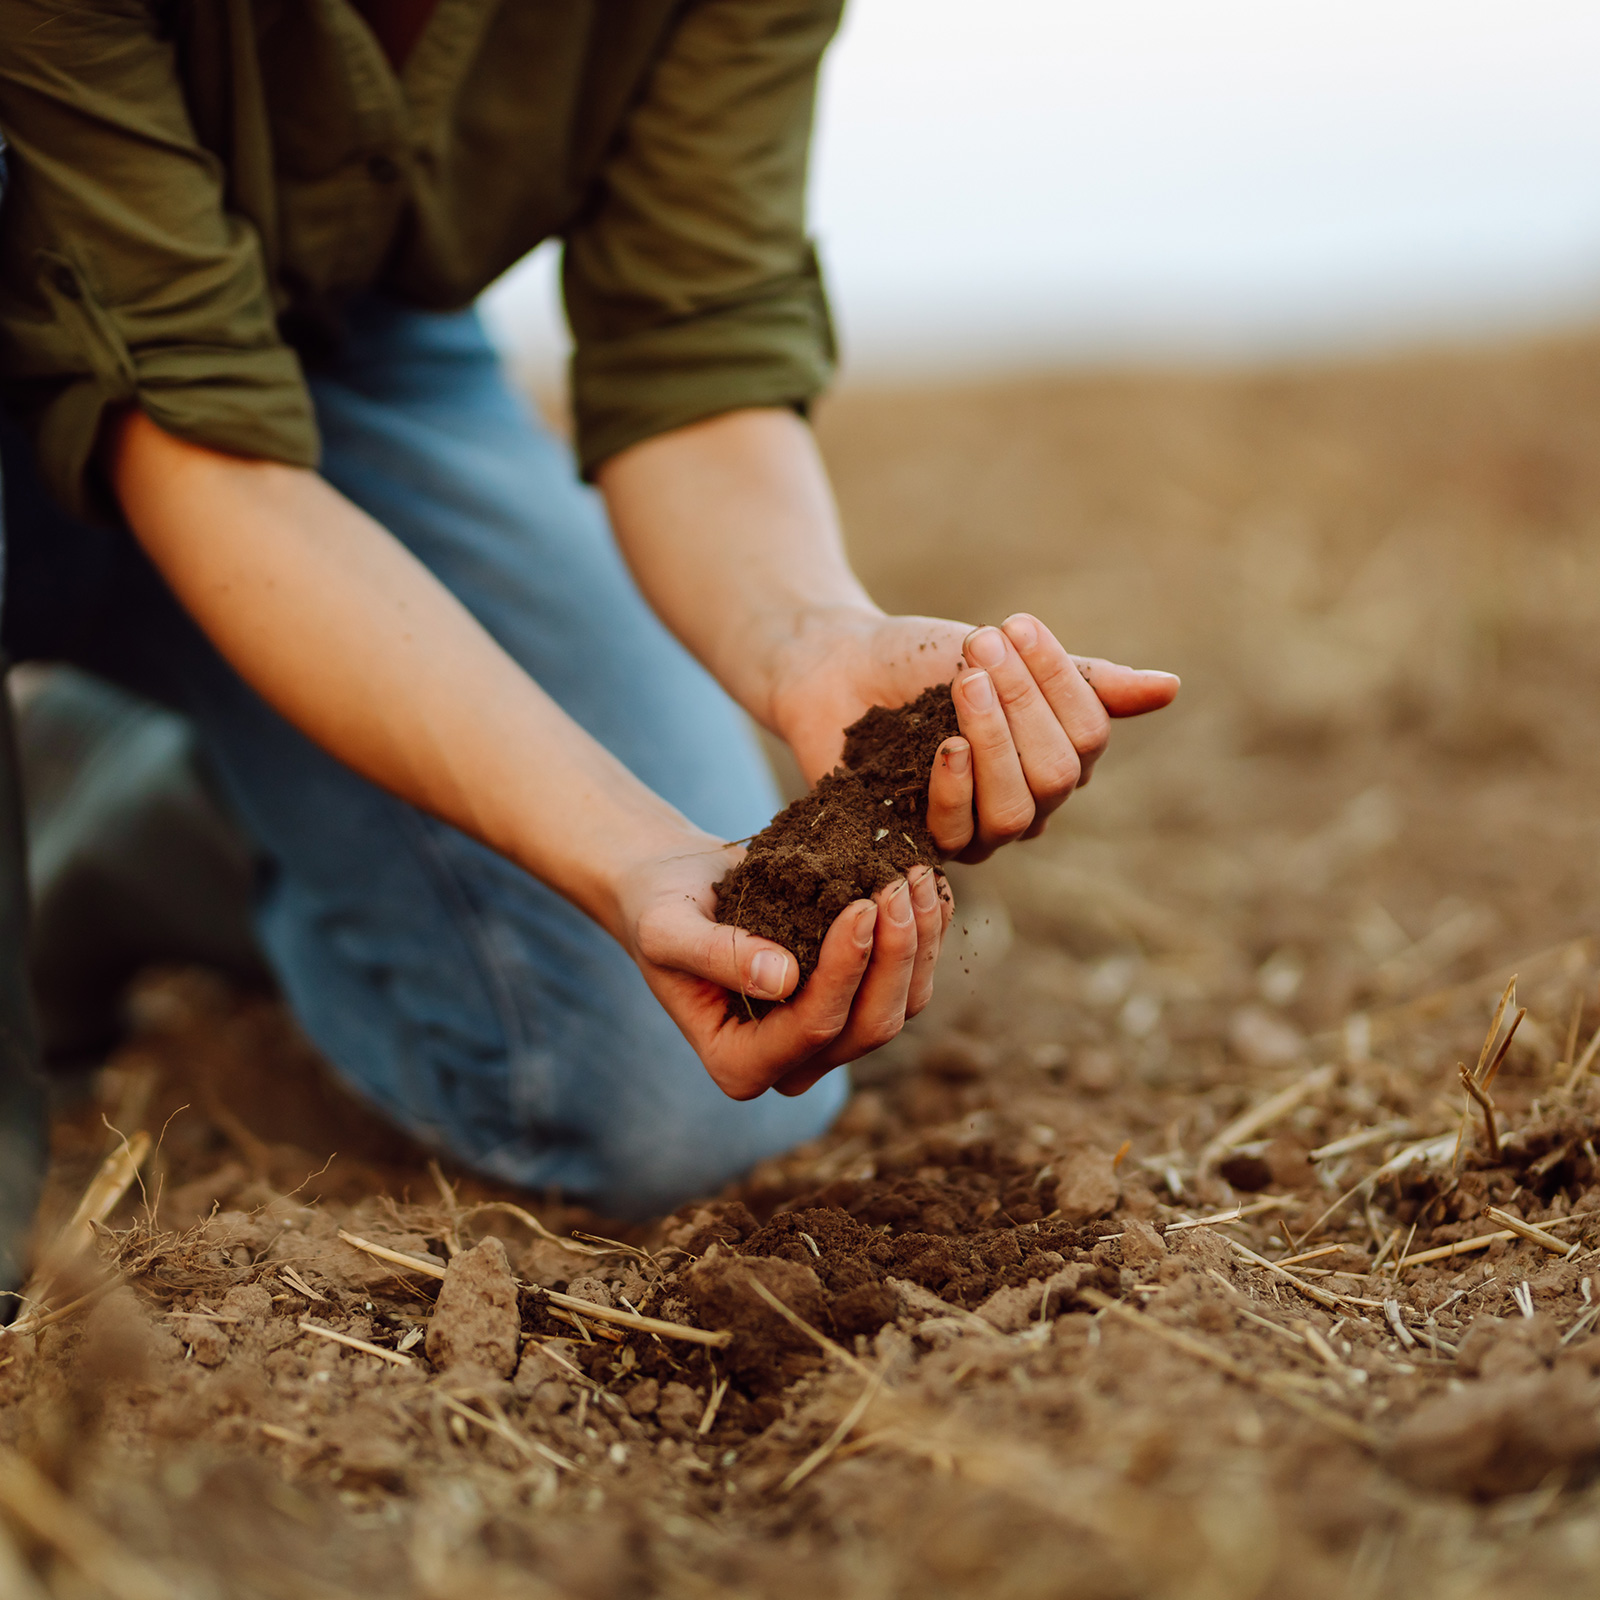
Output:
[596, 408, 880, 731]
[109, 411, 699, 940]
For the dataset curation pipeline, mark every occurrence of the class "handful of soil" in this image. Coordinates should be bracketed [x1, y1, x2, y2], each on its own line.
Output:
[713, 683, 960, 1008]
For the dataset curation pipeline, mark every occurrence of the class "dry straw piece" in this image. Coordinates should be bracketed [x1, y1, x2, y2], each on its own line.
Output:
[1199, 1064, 1336, 1171]
[298, 1319, 414, 1367]
[436, 1393, 580, 1474]
[1483, 1207, 1579, 1258]
[4, 1130, 152, 1341]
[0, 1443, 174, 1600]
[16, 1130, 151, 1312]
[779, 1375, 884, 1494]
[538, 1289, 731, 1348]
[334, 1229, 731, 1347]
[1225, 1238, 1356, 1314]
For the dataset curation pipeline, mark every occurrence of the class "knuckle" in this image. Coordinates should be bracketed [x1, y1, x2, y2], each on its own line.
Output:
[801, 1016, 844, 1051]
[1035, 654, 1082, 698]
[1074, 718, 1110, 759]
[987, 798, 1037, 838]
[993, 668, 1039, 711]
[1035, 751, 1081, 799]
[861, 1015, 905, 1050]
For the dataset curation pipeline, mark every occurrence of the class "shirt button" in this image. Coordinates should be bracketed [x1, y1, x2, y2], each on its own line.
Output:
[367, 154, 401, 184]
[49, 264, 81, 300]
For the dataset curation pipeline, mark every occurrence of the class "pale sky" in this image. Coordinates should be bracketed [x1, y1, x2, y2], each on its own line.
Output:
[483, 0, 1600, 383]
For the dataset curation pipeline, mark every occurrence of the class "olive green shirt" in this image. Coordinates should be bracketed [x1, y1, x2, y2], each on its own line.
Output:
[0, 0, 841, 519]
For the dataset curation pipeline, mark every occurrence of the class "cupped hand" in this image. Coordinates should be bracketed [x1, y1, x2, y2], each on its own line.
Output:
[618, 834, 953, 1100]
[769, 608, 1179, 864]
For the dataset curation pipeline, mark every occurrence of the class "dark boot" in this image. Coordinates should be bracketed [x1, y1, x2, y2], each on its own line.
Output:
[17, 668, 269, 1065]
[0, 657, 47, 1312]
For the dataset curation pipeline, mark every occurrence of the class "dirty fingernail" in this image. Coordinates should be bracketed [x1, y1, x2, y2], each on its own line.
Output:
[855, 902, 879, 945]
[964, 627, 1005, 670]
[911, 869, 938, 913]
[749, 949, 787, 998]
[1002, 614, 1037, 651]
[961, 670, 995, 711]
[943, 738, 971, 776]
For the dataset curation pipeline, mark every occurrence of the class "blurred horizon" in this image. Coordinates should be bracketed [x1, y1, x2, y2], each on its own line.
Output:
[483, 0, 1600, 388]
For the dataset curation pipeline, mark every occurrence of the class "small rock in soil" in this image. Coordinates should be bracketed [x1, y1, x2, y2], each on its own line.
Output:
[425, 1237, 520, 1377]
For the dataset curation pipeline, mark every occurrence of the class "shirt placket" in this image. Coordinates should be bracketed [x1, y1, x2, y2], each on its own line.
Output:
[315, 0, 421, 290]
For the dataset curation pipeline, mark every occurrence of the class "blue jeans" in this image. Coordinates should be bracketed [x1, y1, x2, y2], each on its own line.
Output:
[0, 299, 845, 1216]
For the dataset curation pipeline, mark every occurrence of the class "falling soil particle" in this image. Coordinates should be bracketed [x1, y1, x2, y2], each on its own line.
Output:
[714, 683, 960, 1002]
[424, 1236, 520, 1377]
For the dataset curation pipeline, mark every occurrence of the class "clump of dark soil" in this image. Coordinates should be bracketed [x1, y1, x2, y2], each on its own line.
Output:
[713, 683, 960, 999]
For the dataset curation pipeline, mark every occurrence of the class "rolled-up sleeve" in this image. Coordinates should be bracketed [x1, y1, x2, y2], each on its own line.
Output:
[563, 0, 843, 477]
[0, 0, 316, 521]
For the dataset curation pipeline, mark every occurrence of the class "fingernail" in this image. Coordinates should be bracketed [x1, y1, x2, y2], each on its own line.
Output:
[887, 879, 914, 925]
[943, 738, 971, 775]
[960, 670, 995, 711]
[911, 868, 937, 913]
[749, 949, 787, 999]
[1002, 614, 1037, 651]
[964, 626, 1005, 670]
[854, 902, 878, 946]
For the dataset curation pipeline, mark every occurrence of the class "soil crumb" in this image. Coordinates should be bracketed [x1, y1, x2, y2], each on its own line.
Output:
[713, 683, 960, 999]
[424, 1236, 520, 1377]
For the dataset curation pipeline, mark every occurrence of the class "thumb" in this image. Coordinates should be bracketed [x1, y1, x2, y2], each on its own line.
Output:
[1072, 658, 1181, 718]
[635, 898, 799, 1002]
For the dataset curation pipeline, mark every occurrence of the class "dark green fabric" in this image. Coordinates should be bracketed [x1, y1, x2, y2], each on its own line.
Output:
[0, 0, 843, 518]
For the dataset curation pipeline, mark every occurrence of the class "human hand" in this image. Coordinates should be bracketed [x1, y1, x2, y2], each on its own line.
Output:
[617, 832, 953, 1099]
[769, 609, 1179, 864]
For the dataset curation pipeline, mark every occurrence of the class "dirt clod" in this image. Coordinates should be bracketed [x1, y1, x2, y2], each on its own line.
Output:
[1118, 1217, 1167, 1266]
[679, 1254, 830, 1392]
[424, 1236, 520, 1377]
[1388, 1370, 1600, 1498]
[1054, 1147, 1121, 1222]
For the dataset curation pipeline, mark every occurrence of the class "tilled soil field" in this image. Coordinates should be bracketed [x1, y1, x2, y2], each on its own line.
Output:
[8, 331, 1600, 1599]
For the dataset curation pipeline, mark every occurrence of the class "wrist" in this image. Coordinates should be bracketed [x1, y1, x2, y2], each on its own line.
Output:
[757, 599, 885, 743]
[513, 793, 717, 955]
